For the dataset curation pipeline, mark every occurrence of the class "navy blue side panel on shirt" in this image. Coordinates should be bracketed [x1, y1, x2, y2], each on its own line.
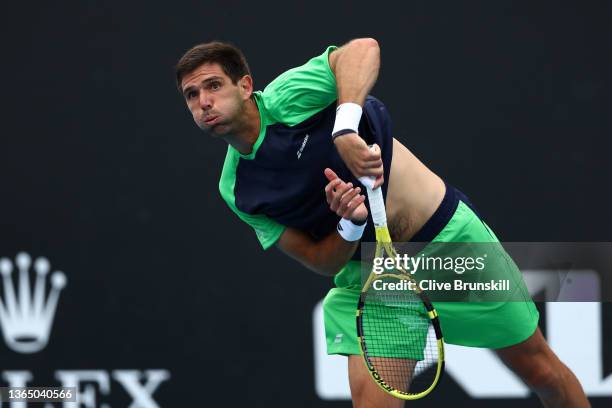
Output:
[234, 96, 393, 257]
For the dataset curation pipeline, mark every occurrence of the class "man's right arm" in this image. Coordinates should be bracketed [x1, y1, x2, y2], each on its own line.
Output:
[275, 168, 368, 276]
[276, 227, 359, 277]
[329, 38, 384, 188]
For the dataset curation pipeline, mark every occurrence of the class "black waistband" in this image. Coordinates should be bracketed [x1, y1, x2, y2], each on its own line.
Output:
[410, 183, 482, 242]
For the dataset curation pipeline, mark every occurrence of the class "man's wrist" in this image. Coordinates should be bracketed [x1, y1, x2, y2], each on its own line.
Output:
[337, 217, 367, 241]
[332, 131, 358, 146]
[332, 103, 362, 139]
[350, 217, 366, 226]
[332, 128, 356, 141]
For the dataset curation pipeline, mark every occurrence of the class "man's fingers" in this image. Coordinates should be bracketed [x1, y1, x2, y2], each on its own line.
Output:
[341, 189, 362, 214]
[325, 178, 342, 195]
[362, 158, 383, 169]
[358, 166, 384, 178]
[330, 182, 353, 211]
[369, 143, 381, 155]
[340, 195, 366, 219]
[362, 144, 381, 159]
[324, 168, 339, 181]
[338, 189, 359, 217]
[325, 179, 343, 203]
[338, 187, 361, 212]
[373, 174, 385, 189]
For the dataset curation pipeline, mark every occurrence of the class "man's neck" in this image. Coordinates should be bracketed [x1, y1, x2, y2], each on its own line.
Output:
[223, 97, 261, 155]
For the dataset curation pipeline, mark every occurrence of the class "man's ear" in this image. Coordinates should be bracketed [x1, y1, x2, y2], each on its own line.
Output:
[239, 75, 253, 99]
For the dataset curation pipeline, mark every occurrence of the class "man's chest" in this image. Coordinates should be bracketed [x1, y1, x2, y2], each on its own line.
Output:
[233, 106, 353, 233]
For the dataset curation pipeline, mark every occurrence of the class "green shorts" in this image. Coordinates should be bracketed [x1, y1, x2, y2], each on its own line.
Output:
[323, 193, 539, 355]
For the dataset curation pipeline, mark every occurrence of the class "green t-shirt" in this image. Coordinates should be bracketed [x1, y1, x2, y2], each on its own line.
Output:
[219, 46, 339, 249]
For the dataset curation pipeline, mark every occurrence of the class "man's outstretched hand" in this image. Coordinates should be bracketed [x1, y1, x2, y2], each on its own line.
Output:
[333, 133, 384, 188]
[324, 168, 368, 222]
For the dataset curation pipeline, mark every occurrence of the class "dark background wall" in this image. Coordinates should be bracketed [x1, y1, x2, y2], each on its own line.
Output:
[0, 1, 610, 406]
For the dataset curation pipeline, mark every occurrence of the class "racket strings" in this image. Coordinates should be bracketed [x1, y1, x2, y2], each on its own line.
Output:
[361, 280, 439, 395]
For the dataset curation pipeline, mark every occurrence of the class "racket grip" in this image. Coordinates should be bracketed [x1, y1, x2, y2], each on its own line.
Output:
[358, 176, 388, 227]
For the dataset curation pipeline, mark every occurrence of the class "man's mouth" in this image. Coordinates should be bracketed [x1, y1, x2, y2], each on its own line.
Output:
[204, 116, 220, 126]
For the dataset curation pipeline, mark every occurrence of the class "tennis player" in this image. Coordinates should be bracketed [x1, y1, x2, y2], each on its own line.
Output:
[176, 38, 589, 407]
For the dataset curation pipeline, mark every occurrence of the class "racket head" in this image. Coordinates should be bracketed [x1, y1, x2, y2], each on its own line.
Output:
[357, 240, 445, 400]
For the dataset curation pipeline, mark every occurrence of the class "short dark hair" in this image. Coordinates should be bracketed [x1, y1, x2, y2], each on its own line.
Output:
[175, 41, 251, 90]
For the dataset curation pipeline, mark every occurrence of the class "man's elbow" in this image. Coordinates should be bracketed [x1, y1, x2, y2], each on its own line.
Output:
[331, 38, 380, 72]
[305, 251, 343, 277]
[275, 228, 349, 277]
[350, 37, 379, 51]
[343, 38, 379, 59]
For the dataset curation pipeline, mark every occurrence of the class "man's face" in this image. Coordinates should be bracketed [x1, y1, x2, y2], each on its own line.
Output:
[180, 63, 250, 136]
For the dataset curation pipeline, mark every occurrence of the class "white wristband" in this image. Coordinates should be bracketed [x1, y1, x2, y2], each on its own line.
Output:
[337, 218, 367, 241]
[332, 103, 363, 138]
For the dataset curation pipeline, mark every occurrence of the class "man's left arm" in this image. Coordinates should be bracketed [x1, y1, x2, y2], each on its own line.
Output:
[329, 38, 385, 188]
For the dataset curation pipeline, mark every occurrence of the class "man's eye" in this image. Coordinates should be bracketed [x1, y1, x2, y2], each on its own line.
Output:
[186, 91, 197, 100]
[211, 82, 221, 90]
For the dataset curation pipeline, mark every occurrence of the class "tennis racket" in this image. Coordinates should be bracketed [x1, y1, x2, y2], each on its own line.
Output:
[356, 174, 445, 400]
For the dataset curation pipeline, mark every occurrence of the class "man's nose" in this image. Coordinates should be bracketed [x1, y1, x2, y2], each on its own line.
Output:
[199, 92, 212, 110]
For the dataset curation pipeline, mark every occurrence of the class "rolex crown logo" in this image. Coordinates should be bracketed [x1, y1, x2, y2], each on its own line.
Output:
[0, 252, 67, 353]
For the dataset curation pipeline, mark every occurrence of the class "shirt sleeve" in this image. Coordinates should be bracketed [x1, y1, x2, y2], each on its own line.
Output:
[218, 147, 286, 250]
[262, 46, 338, 126]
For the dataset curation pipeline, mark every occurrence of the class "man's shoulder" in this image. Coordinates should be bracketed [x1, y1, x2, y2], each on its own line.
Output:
[258, 46, 338, 127]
